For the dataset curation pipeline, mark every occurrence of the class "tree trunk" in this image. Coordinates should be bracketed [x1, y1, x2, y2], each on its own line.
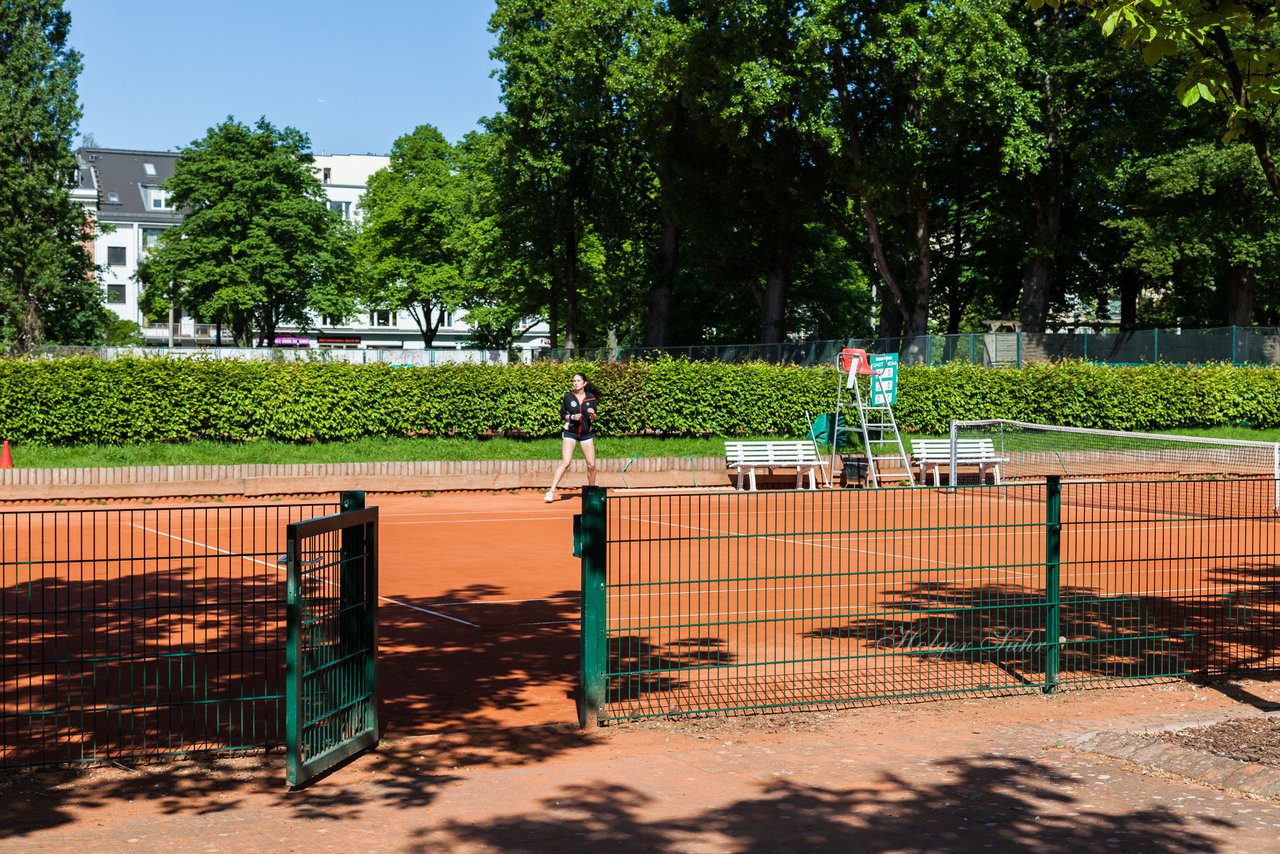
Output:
[758, 225, 797, 345]
[878, 297, 903, 341]
[1207, 28, 1280, 200]
[863, 204, 906, 342]
[1019, 55, 1065, 334]
[862, 177, 931, 349]
[1224, 263, 1254, 326]
[1019, 255, 1053, 333]
[1018, 180, 1062, 333]
[905, 183, 931, 342]
[1118, 269, 1140, 330]
[645, 201, 678, 347]
[412, 305, 442, 348]
[547, 279, 559, 351]
[562, 220, 579, 354]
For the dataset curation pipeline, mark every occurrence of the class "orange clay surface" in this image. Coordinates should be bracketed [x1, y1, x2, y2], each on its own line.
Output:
[5, 488, 1280, 852]
[373, 490, 584, 735]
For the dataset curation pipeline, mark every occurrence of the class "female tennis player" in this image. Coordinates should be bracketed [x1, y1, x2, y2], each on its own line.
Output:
[545, 372, 599, 502]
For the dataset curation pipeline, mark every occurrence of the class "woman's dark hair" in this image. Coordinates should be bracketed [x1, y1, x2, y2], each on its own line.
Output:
[573, 372, 601, 399]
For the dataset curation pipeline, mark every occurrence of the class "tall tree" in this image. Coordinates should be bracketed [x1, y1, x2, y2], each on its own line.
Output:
[490, 0, 650, 351]
[0, 0, 99, 354]
[654, 1, 833, 345]
[455, 125, 562, 350]
[818, 0, 1042, 342]
[139, 118, 352, 347]
[355, 125, 466, 348]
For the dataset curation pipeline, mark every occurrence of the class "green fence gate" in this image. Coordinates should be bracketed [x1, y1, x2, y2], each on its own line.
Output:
[285, 492, 380, 787]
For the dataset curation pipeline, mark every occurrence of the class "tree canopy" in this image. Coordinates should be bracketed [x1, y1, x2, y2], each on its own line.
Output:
[139, 117, 353, 347]
[42, 0, 1280, 352]
[354, 124, 467, 348]
[0, 0, 99, 354]
[1035, 1, 1280, 198]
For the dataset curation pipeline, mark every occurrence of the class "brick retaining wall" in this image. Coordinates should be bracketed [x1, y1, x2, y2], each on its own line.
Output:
[0, 456, 728, 501]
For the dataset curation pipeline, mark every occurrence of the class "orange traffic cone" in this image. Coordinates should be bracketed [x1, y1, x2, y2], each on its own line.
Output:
[0, 440, 12, 469]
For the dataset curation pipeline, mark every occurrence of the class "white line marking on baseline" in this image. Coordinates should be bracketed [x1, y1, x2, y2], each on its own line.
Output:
[429, 594, 579, 606]
[130, 523, 481, 628]
[380, 515, 568, 525]
[618, 513, 957, 566]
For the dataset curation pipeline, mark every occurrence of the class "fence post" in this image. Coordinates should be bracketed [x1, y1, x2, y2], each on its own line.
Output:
[284, 517, 302, 783]
[1153, 327, 1160, 363]
[339, 490, 367, 668]
[1044, 476, 1062, 694]
[578, 485, 608, 728]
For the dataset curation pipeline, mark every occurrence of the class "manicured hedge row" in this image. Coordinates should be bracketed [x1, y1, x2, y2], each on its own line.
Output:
[1, 356, 1277, 444]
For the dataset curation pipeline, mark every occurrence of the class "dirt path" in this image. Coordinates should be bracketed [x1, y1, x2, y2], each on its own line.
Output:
[4, 680, 1280, 853]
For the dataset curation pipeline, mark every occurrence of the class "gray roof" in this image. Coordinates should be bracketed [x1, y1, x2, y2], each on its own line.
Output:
[77, 148, 183, 225]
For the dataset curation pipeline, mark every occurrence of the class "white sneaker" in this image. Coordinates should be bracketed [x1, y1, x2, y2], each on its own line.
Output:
[544, 490, 554, 503]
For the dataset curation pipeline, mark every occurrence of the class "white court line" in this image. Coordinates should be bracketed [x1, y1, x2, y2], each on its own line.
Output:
[619, 507, 1261, 540]
[601, 584, 1254, 623]
[130, 522, 279, 570]
[618, 513, 959, 567]
[429, 594, 579, 606]
[130, 522, 481, 628]
[381, 515, 566, 525]
[376, 508, 571, 520]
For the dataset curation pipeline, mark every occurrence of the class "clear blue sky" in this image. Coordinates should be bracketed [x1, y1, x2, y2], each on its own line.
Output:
[65, 0, 502, 155]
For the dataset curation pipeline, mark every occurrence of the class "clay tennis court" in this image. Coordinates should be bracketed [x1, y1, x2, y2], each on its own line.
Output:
[3, 478, 1278, 765]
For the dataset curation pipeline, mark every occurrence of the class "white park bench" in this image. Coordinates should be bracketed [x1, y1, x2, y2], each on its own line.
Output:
[911, 438, 1008, 486]
[724, 440, 831, 491]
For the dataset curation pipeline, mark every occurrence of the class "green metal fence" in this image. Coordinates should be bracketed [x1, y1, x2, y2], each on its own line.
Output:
[542, 325, 1280, 368]
[0, 498, 340, 768]
[285, 492, 379, 787]
[577, 478, 1280, 724]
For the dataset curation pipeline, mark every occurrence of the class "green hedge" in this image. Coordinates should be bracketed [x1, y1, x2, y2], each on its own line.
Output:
[1, 356, 1278, 444]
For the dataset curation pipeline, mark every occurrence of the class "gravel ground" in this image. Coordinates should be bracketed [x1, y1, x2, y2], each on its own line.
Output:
[1158, 715, 1280, 768]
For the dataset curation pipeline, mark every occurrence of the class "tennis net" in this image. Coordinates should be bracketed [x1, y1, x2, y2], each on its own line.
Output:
[949, 420, 1280, 484]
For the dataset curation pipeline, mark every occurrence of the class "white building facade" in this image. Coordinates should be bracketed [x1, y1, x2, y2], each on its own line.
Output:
[77, 147, 547, 352]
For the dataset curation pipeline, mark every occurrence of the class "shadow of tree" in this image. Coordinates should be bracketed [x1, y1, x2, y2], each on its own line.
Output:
[376, 582, 583, 731]
[428, 755, 1230, 853]
[0, 573, 599, 837]
[0, 723, 601, 837]
[804, 580, 1192, 683]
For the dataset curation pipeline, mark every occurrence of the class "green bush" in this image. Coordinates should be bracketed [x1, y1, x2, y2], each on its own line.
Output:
[1, 355, 1278, 444]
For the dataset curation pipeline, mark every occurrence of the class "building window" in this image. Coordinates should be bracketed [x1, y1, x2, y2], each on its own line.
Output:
[440, 311, 453, 328]
[143, 162, 157, 176]
[322, 168, 332, 183]
[147, 187, 172, 210]
[107, 246, 126, 266]
[371, 310, 394, 327]
[106, 191, 120, 204]
[106, 284, 126, 304]
[328, 200, 351, 220]
[141, 227, 164, 252]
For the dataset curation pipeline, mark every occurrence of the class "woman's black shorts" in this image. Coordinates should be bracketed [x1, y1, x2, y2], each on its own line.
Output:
[561, 431, 595, 442]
